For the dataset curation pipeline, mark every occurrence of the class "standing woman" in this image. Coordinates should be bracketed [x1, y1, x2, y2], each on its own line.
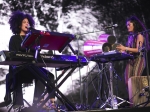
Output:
[116, 16, 146, 86]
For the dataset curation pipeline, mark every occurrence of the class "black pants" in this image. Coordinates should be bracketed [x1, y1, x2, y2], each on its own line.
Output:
[5, 66, 55, 106]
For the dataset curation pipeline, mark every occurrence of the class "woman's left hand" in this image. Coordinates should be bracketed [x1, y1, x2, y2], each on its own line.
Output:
[116, 44, 126, 51]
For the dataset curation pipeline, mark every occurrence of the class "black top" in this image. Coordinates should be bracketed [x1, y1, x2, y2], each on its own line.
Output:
[9, 35, 35, 53]
[9, 35, 26, 52]
[8, 35, 34, 77]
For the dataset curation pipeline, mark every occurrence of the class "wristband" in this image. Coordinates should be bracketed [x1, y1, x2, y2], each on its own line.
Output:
[125, 47, 128, 52]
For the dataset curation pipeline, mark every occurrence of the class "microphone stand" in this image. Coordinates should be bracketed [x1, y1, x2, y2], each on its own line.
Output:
[143, 39, 150, 108]
[135, 29, 150, 107]
[73, 28, 116, 109]
[68, 41, 84, 110]
[68, 30, 102, 110]
[69, 26, 117, 109]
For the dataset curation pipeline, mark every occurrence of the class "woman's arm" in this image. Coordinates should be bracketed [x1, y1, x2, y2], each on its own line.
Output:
[116, 34, 144, 53]
[9, 36, 18, 51]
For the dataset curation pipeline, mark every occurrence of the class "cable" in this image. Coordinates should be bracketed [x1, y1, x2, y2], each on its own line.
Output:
[40, 54, 48, 68]
[88, 63, 107, 100]
[75, 34, 83, 105]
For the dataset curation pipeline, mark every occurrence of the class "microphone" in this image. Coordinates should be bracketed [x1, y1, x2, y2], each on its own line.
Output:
[105, 24, 118, 29]
[27, 26, 35, 30]
[138, 41, 141, 52]
[139, 86, 149, 97]
[26, 26, 37, 32]
[138, 41, 145, 52]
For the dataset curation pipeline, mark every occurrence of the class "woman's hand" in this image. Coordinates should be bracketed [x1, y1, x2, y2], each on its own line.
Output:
[116, 44, 126, 51]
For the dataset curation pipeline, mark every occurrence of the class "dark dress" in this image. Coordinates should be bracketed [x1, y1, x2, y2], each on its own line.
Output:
[5, 34, 55, 106]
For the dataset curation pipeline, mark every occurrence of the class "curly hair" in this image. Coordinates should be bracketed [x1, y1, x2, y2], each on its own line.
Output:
[8, 10, 35, 34]
[126, 16, 145, 33]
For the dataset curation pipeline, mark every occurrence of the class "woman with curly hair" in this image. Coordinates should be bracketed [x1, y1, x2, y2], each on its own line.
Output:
[116, 16, 146, 86]
[0, 10, 56, 110]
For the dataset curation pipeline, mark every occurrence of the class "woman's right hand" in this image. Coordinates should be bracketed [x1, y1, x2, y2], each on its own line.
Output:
[116, 44, 126, 52]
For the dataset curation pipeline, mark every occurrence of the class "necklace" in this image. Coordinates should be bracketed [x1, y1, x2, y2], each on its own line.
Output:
[20, 35, 24, 41]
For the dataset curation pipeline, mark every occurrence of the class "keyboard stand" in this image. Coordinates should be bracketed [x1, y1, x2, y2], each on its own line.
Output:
[90, 52, 133, 109]
[8, 62, 78, 111]
[26, 64, 78, 111]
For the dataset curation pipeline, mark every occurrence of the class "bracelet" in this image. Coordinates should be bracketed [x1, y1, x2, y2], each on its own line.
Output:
[125, 47, 128, 52]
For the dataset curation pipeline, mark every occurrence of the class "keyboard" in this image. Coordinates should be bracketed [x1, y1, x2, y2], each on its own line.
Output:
[90, 50, 133, 63]
[0, 51, 88, 67]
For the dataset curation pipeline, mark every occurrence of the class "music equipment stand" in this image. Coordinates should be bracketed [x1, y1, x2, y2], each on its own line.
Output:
[90, 51, 133, 109]
[21, 30, 75, 53]
[20, 31, 81, 111]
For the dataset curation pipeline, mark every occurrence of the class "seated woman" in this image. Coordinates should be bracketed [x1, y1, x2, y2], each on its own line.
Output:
[0, 10, 55, 109]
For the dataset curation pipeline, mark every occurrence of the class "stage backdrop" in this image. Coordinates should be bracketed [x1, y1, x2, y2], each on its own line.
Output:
[0, 0, 150, 110]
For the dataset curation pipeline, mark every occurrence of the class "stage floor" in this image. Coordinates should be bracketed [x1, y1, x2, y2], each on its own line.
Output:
[1, 105, 150, 112]
[69, 106, 150, 112]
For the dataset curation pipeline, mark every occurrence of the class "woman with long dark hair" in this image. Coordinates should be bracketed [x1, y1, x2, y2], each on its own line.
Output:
[116, 16, 146, 86]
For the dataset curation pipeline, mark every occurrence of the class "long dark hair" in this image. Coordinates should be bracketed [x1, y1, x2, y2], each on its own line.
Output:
[8, 10, 35, 34]
[126, 16, 150, 49]
[126, 16, 145, 33]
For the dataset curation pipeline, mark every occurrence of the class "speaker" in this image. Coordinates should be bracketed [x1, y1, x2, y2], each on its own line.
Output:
[128, 76, 150, 107]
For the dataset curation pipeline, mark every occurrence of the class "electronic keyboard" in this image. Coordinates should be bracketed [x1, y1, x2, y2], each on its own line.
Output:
[0, 50, 88, 67]
[90, 50, 133, 63]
